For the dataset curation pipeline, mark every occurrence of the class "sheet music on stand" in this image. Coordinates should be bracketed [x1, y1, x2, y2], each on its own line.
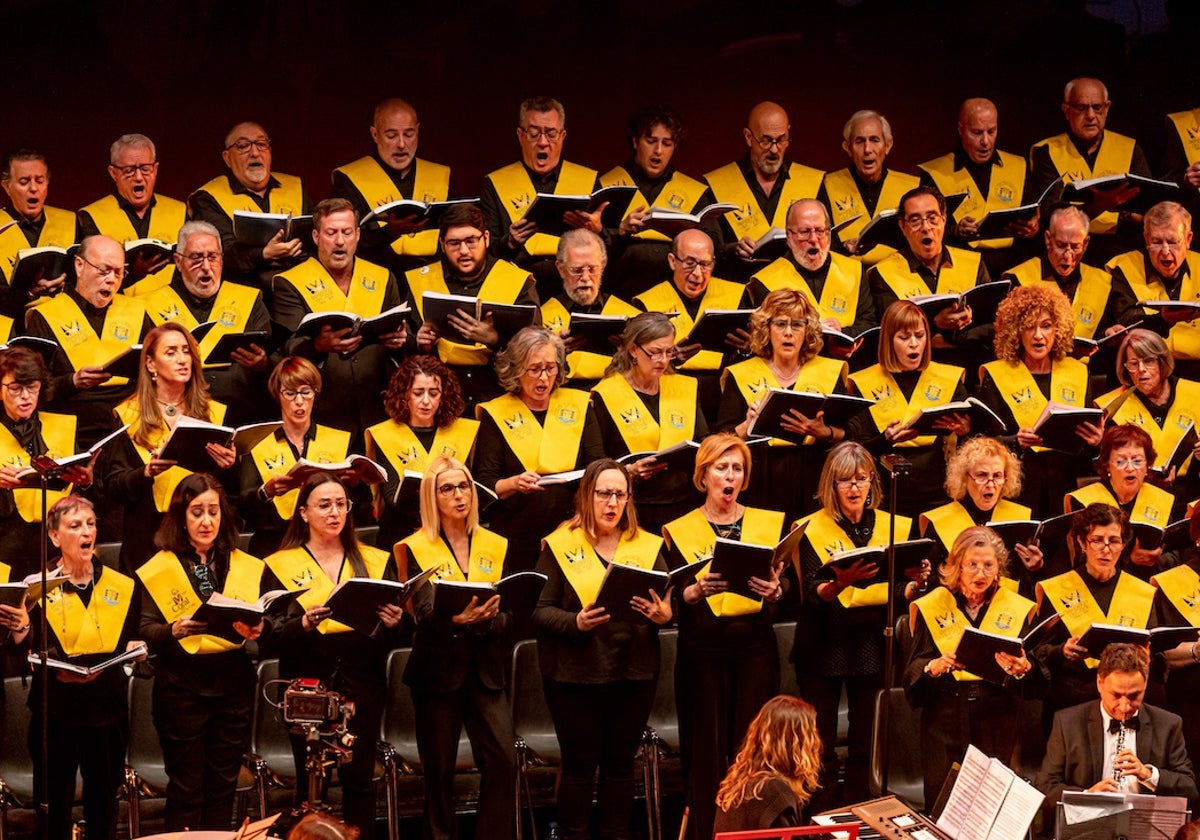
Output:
[1056, 791, 1188, 840]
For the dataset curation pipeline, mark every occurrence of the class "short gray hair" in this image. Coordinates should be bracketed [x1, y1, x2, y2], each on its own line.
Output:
[109, 133, 156, 165]
[842, 109, 892, 145]
[176, 220, 221, 254]
[556, 228, 607, 264]
[519, 96, 565, 128]
[494, 327, 567, 394]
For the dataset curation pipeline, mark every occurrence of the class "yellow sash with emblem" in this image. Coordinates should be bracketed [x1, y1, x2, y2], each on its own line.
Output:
[663, 506, 784, 617]
[920, 499, 1031, 551]
[275, 256, 389, 319]
[365, 418, 480, 517]
[82, 194, 187, 297]
[250, 425, 351, 520]
[116, 398, 228, 512]
[599, 167, 709, 242]
[407, 258, 529, 365]
[1103, 380, 1200, 475]
[799, 508, 912, 609]
[266, 544, 390, 635]
[45, 566, 136, 656]
[702, 162, 824, 241]
[1034, 132, 1136, 235]
[544, 524, 662, 608]
[1107, 251, 1200, 359]
[981, 358, 1088, 438]
[1067, 482, 1174, 533]
[542, 295, 639, 380]
[0, 412, 76, 521]
[823, 169, 920, 265]
[722, 355, 847, 446]
[752, 253, 863, 327]
[487, 161, 597, 257]
[872, 246, 982, 299]
[850, 362, 964, 447]
[476, 389, 590, 474]
[1006, 257, 1112, 340]
[911, 585, 1035, 681]
[335, 156, 449, 257]
[192, 172, 305, 217]
[137, 549, 264, 654]
[633, 278, 744, 370]
[918, 152, 1027, 250]
[592, 373, 696, 454]
[1037, 569, 1155, 667]
[144, 282, 260, 366]
[1151, 564, 1200, 629]
[32, 293, 145, 386]
[0, 207, 75, 283]
[399, 526, 507, 584]
[1167, 109, 1200, 168]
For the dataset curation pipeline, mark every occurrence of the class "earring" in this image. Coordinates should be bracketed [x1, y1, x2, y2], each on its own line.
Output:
[148, 367, 157, 383]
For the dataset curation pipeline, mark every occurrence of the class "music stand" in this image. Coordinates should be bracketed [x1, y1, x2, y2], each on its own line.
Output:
[29, 453, 63, 840]
[877, 453, 912, 795]
[1056, 791, 1189, 840]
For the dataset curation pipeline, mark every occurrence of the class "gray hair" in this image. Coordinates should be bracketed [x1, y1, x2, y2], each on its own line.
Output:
[1063, 77, 1109, 103]
[109, 133, 156, 165]
[519, 96, 565, 128]
[556, 228, 607, 264]
[605, 312, 675, 376]
[1047, 205, 1091, 233]
[1143, 201, 1191, 235]
[842, 109, 893, 145]
[176, 220, 221, 255]
[494, 327, 567, 394]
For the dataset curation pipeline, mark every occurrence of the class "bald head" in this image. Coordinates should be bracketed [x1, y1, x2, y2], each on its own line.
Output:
[371, 98, 420, 174]
[744, 101, 790, 178]
[957, 98, 998, 165]
[669, 229, 716, 299]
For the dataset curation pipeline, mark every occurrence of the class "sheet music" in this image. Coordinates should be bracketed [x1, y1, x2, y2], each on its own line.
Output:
[958, 762, 1012, 840]
[936, 744, 989, 835]
[986, 775, 1044, 840]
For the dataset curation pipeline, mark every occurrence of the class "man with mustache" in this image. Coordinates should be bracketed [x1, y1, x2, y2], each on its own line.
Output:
[0, 150, 75, 317]
[142, 221, 273, 425]
[1109, 201, 1200, 379]
[77, 133, 186, 298]
[479, 96, 601, 302]
[704, 101, 824, 279]
[189, 121, 312, 290]
[748, 198, 876, 360]
[820, 109, 920, 266]
[332, 97, 453, 274]
[271, 198, 408, 445]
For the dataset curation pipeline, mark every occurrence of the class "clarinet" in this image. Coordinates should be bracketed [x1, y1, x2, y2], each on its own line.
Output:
[1113, 720, 1127, 784]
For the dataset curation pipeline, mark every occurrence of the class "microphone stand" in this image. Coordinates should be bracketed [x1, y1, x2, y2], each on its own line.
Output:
[30, 453, 63, 840]
[877, 453, 911, 796]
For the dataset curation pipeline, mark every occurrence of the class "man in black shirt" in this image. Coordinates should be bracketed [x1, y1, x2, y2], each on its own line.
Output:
[0, 150, 75, 315]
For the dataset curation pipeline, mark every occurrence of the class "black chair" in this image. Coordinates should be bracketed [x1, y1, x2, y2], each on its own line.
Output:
[123, 675, 168, 838]
[642, 628, 680, 840]
[510, 639, 559, 840]
[244, 658, 295, 819]
[868, 687, 924, 810]
[774, 621, 798, 698]
[0, 676, 34, 840]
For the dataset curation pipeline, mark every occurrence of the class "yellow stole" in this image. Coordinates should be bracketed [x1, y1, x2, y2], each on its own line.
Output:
[45, 565, 136, 656]
[1006, 257, 1112, 340]
[406, 258, 530, 365]
[0, 316, 12, 343]
[136, 549, 264, 654]
[1107, 251, 1200, 359]
[31, 293, 145, 387]
[872, 246, 982, 299]
[591, 373, 696, 453]
[918, 151, 1027, 250]
[912, 585, 1035, 681]
[543, 524, 662, 608]
[476, 389, 590, 474]
[702, 162, 824, 241]
[334, 156, 449, 256]
[751, 253, 863, 327]
[191, 172, 305, 217]
[663, 506, 784, 617]
[1067, 482, 1175, 533]
[599, 167, 709, 242]
[823, 168, 920, 264]
[143, 281, 260, 367]
[799, 508, 912, 609]
[399, 526, 507, 584]
[1037, 569, 1155, 667]
[487, 160, 597, 257]
[1033, 132, 1137, 234]
[0, 412, 75, 521]
[275, 256, 389, 319]
[541, 295, 639, 380]
[82, 194, 187, 297]
[266, 544, 390, 635]
[1167, 109, 1200, 167]
[365, 418, 480, 517]
[249, 425, 351, 520]
[632, 278, 745, 370]
[849, 362, 964, 447]
[1151, 564, 1200, 628]
[115, 398, 228, 512]
[721, 355, 848, 446]
[0, 207, 75, 283]
[920, 498, 1031, 552]
[981, 358, 1088, 434]
[1104, 380, 1200, 474]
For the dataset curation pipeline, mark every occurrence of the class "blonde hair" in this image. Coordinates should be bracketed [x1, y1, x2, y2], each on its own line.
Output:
[816, 442, 881, 521]
[133, 322, 214, 450]
[943, 436, 1022, 501]
[939, 525, 1009, 594]
[418, 456, 479, 541]
[715, 695, 822, 813]
[692, 432, 752, 493]
[747, 288, 823, 362]
[992, 285, 1074, 363]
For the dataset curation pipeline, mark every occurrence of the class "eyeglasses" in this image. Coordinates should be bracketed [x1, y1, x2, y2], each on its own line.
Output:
[835, 476, 873, 489]
[969, 471, 1005, 486]
[281, 388, 317, 401]
[1148, 238, 1184, 250]
[751, 132, 789, 150]
[77, 254, 124, 281]
[787, 227, 830, 239]
[308, 499, 352, 514]
[520, 127, 562, 142]
[113, 163, 156, 178]
[1112, 457, 1146, 470]
[226, 138, 271, 154]
[1086, 536, 1124, 550]
[437, 481, 472, 497]
[564, 264, 601, 278]
[674, 255, 715, 273]
[1049, 239, 1086, 255]
[523, 364, 559, 379]
[963, 562, 998, 575]
[594, 489, 629, 502]
[1, 381, 40, 397]
[903, 213, 945, 229]
[1064, 102, 1109, 115]
[183, 252, 222, 267]
[1123, 357, 1160, 372]
[443, 235, 483, 250]
[637, 345, 676, 362]
[769, 319, 806, 332]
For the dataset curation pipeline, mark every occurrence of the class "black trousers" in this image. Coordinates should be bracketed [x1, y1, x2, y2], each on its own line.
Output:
[798, 669, 880, 813]
[918, 684, 1019, 807]
[152, 677, 253, 830]
[30, 713, 126, 840]
[413, 683, 517, 840]
[544, 678, 656, 840]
